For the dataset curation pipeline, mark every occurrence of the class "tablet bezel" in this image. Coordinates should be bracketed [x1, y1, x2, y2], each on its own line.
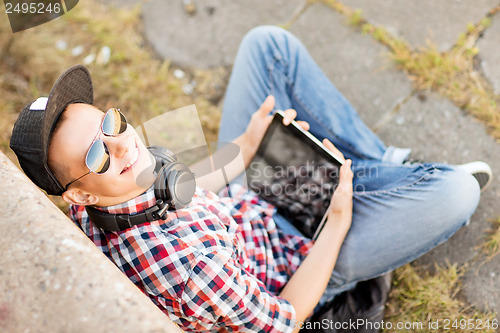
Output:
[257, 111, 345, 166]
[247, 111, 344, 239]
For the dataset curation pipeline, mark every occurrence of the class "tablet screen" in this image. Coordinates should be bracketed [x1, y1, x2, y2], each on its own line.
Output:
[246, 112, 342, 239]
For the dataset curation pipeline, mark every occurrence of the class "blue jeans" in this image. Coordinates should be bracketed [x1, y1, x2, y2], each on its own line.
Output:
[218, 26, 481, 304]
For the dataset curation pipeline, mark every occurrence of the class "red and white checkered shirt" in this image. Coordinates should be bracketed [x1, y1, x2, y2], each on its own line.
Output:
[70, 183, 314, 332]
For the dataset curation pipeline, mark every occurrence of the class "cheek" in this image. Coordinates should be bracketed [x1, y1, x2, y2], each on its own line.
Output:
[133, 150, 156, 188]
[49, 150, 84, 186]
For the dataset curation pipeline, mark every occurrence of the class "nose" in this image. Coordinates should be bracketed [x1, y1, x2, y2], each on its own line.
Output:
[103, 131, 133, 159]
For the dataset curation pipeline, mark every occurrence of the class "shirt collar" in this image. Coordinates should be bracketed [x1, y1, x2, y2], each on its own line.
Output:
[95, 184, 157, 215]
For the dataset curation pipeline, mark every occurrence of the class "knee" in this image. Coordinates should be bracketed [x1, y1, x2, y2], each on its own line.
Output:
[240, 25, 293, 54]
[243, 25, 287, 44]
[435, 165, 481, 224]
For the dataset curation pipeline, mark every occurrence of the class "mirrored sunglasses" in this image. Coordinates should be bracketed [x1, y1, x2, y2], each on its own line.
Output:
[64, 108, 128, 189]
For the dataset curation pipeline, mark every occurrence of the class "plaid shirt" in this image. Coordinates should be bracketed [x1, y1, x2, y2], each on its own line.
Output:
[70, 184, 314, 332]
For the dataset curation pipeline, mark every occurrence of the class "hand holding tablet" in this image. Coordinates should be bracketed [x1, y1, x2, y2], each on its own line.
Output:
[246, 111, 345, 239]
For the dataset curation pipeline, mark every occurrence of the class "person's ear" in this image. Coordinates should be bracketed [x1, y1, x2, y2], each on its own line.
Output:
[61, 188, 99, 206]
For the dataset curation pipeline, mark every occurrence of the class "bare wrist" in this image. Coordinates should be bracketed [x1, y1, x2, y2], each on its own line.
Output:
[234, 132, 256, 167]
[324, 213, 351, 237]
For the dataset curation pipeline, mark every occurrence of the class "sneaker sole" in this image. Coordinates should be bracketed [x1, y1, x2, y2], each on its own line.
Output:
[458, 161, 493, 192]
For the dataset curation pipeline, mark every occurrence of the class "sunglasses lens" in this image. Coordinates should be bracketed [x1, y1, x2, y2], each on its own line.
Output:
[102, 108, 127, 136]
[86, 140, 110, 174]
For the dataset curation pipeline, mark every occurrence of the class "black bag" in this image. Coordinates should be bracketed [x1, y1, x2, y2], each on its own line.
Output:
[301, 273, 392, 333]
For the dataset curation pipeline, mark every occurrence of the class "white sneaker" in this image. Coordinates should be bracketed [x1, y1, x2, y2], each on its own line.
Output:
[458, 161, 493, 192]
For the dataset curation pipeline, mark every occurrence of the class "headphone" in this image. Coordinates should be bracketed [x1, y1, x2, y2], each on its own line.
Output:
[85, 146, 196, 232]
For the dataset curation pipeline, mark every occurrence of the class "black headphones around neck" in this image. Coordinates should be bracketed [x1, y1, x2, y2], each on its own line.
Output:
[85, 146, 196, 232]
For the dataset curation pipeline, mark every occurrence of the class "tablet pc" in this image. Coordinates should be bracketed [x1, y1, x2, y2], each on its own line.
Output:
[246, 111, 344, 240]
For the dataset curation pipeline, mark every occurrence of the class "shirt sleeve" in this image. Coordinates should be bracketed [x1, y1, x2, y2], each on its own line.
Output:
[180, 251, 297, 332]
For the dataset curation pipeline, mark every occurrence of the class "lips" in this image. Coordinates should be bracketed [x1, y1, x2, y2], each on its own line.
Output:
[121, 144, 140, 174]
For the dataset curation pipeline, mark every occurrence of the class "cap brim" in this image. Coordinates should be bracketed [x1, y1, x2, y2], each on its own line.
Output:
[42, 65, 94, 192]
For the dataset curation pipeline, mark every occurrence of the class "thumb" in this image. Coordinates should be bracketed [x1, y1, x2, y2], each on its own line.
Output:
[338, 160, 353, 188]
[257, 95, 275, 117]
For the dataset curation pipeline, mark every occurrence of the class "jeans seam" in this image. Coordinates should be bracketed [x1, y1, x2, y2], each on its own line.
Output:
[268, 57, 278, 98]
[353, 164, 441, 196]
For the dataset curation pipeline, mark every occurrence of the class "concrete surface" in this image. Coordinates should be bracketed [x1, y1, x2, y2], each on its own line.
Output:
[0, 151, 181, 333]
[142, 0, 306, 68]
[342, 0, 498, 51]
[478, 15, 500, 94]
[377, 93, 500, 278]
[289, 2, 413, 129]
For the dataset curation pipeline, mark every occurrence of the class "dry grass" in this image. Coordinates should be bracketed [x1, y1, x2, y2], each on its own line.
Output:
[480, 217, 500, 262]
[0, 0, 225, 210]
[3, 0, 500, 328]
[0, 0, 225, 151]
[313, 0, 500, 328]
[385, 264, 497, 332]
[317, 0, 500, 140]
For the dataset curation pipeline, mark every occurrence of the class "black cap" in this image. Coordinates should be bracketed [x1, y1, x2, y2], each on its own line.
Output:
[10, 65, 94, 195]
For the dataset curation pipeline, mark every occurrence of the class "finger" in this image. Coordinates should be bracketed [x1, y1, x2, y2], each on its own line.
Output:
[323, 138, 345, 162]
[282, 109, 297, 125]
[340, 160, 353, 180]
[337, 160, 353, 194]
[295, 120, 310, 131]
[339, 161, 353, 182]
[256, 95, 275, 118]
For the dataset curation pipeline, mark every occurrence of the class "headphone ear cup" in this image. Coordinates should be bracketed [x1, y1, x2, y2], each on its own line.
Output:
[147, 146, 177, 172]
[154, 162, 196, 209]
